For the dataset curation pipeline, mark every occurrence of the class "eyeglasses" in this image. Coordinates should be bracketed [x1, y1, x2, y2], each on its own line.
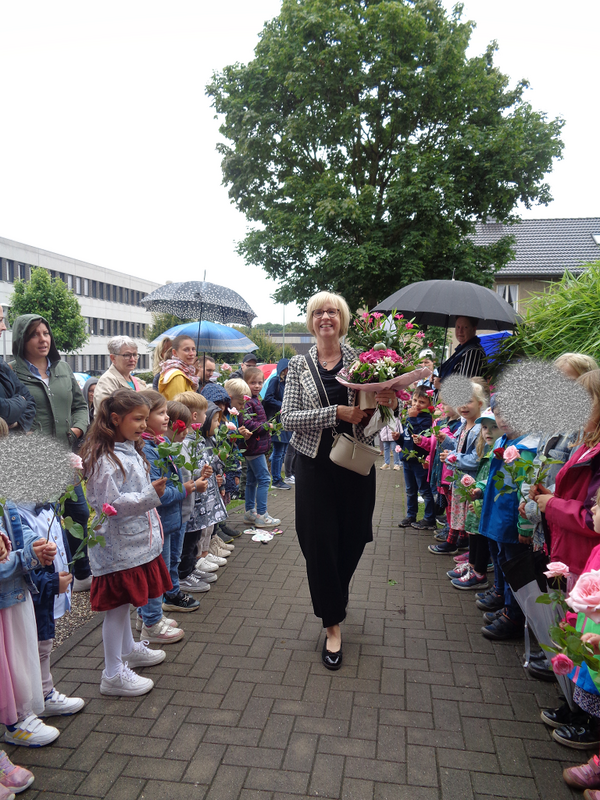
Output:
[313, 308, 339, 319]
[117, 352, 139, 360]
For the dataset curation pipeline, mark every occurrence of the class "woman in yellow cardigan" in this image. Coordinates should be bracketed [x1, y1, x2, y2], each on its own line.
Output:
[158, 335, 200, 400]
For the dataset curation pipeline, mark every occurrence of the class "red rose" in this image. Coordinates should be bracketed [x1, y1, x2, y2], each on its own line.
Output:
[427, 406, 435, 413]
[493, 447, 505, 459]
[172, 420, 187, 432]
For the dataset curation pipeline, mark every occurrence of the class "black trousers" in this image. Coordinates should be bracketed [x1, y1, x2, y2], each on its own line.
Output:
[468, 534, 490, 575]
[295, 434, 376, 628]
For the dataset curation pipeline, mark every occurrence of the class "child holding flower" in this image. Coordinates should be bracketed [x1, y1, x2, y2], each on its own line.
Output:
[428, 381, 488, 555]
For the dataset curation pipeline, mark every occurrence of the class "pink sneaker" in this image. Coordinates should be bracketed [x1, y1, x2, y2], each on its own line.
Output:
[453, 552, 469, 564]
[583, 790, 600, 800]
[0, 785, 15, 800]
[0, 749, 34, 792]
[564, 755, 600, 789]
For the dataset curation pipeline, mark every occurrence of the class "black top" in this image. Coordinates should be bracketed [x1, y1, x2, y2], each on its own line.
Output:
[317, 358, 353, 438]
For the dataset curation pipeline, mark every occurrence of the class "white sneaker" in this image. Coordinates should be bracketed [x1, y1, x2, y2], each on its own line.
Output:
[100, 664, 154, 697]
[3, 714, 60, 747]
[136, 614, 177, 631]
[39, 689, 85, 718]
[193, 568, 217, 583]
[205, 552, 227, 567]
[179, 573, 211, 593]
[380, 463, 390, 470]
[140, 618, 184, 644]
[195, 557, 219, 573]
[254, 513, 280, 528]
[284, 476, 295, 485]
[122, 640, 166, 668]
[243, 510, 258, 523]
[209, 539, 230, 558]
[393, 465, 401, 471]
[214, 535, 234, 551]
[72, 576, 93, 592]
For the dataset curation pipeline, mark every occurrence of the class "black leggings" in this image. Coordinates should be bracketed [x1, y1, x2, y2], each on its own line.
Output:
[468, 534, 490, 575]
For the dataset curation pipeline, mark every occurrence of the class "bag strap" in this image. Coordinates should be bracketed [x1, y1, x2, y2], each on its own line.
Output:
[304, 354, 330, 408]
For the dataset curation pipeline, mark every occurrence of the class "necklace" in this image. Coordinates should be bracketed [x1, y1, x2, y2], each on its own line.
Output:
[318, 350, 341, 368]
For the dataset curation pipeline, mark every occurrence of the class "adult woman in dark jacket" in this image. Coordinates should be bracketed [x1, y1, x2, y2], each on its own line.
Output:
[0, 306, 36, 431]
[281, 291, 397, 669]
[10, 314, 91, 590]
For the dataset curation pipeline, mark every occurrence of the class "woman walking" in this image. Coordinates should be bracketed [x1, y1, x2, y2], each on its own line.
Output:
[281, 292, 397, 670]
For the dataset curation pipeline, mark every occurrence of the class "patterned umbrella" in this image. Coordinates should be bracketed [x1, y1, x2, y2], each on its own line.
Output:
[140, 281, 257, 326]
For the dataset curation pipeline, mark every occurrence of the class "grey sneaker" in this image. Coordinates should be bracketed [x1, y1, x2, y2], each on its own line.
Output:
[255, 513, 280, 527]
[179, 573, 211, 593]
[193, 569, 217, 584]
[243, 510, 258, 524]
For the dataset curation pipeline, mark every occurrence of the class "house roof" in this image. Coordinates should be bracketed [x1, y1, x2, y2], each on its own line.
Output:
[472, 218, 600, 278]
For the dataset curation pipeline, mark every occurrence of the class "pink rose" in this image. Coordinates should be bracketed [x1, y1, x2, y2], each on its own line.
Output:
[405, 322, 414, 329]
[425, 389, 434, 397]
[102, 503, 117, 517]
[226, 422, 237, 431]
[244, 395, 252, 401]
[395, 446, 402, 453]
[69, 453, 83, 470]
[503, 445, 520, 464]
[567, 569, 600, 623]
[460, 475, 475, 487]
[221, 363, 230, 370]
[544, 562, 570, 580]
[372, 312, 383, 319]
[229, 408, 239, 416]
[191, 422, 202, 431]
[394, 314, 403, 319]
[446, 453, 457, 464]
[551, 654, 575, 676]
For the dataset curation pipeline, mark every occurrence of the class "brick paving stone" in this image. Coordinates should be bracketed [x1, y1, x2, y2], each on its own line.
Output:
[35, 470, 577, 800]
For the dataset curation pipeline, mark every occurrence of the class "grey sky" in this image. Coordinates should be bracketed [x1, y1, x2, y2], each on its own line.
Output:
[1, 1, 597, 324]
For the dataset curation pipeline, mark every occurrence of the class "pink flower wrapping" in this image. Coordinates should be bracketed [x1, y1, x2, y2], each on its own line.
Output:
[566, 570, 600, 623]
[503, 445, 520, 464]
[544, 562, 570, 580]
[551, 653, 575, 676]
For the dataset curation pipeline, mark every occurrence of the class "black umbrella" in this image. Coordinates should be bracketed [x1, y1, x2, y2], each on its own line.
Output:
[371, 279, 520, 330]
[140, 281, 257, 327]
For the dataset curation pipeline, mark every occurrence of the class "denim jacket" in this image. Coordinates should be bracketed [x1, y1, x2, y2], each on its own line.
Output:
[143, 439, 185, 537]
[0, 502, 41, 610]
[440, 421, 482, 477]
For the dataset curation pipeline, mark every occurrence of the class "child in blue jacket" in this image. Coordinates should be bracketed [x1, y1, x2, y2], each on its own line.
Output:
[398, 386, 435, 530]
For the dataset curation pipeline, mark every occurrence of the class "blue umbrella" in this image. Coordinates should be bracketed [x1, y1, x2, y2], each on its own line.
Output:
[150, 321, 258, 354]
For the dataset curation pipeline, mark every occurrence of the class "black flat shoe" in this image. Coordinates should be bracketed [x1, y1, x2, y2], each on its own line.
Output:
[322, 639, 342, 671]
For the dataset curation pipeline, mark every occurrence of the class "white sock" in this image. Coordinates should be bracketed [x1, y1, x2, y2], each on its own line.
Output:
[102, 604, 132, 678]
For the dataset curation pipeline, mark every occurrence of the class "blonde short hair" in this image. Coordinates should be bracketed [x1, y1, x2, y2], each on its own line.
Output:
[224, 378, 251, 400]
[0, 418, 9, 438]
[554, 353, 599, 378]
[173, 391, 208, 412]
[306, 291, 351, 337]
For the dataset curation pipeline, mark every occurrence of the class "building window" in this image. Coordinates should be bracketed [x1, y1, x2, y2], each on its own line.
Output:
[92, 318, 98, 335]
[98, 282, 103, 300]
[112, 285, 117, 303]
[496, 284, 519, 310]
[125, 322, 130, 336]
[124, 288, 129, 305]
[7, 261, 14, 282]
[83, 279, 89, 296]
[136, 323, 141, 338]
[84, 355, 91, 372]
[120, 321, 124, 335]
[94, 355, 99, 372]
[75, 277, 81, 294]
[99, 318, 104, 336]
[119, 286, 123, 304]
[67, 275, 73, 290]
[91, 280, 97, 298]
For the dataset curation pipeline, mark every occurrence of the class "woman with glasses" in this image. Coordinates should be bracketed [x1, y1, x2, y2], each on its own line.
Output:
[93, 336, 147, 413]
[281, 292, 398, 670]
[9, 314, 92, 590]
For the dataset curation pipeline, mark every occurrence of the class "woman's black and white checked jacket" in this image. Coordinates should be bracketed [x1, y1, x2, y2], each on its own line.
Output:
[280, 343, 375, 459]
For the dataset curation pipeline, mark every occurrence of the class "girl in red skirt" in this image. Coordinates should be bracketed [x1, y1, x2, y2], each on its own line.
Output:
[80, 389, 170, 697]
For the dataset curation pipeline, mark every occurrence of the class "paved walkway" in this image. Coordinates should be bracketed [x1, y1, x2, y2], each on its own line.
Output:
[6, 466, 586, 799]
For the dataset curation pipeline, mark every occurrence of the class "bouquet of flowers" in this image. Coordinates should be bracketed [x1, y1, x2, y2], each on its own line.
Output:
[338, 310, 432, 426]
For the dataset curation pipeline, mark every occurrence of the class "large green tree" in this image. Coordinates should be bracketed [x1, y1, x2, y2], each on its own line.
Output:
[9, 268, 88, 353]
[207, 0, 564, 311]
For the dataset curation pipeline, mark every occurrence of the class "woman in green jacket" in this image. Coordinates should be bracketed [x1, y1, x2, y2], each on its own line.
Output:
[10, 314, 91, 589]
